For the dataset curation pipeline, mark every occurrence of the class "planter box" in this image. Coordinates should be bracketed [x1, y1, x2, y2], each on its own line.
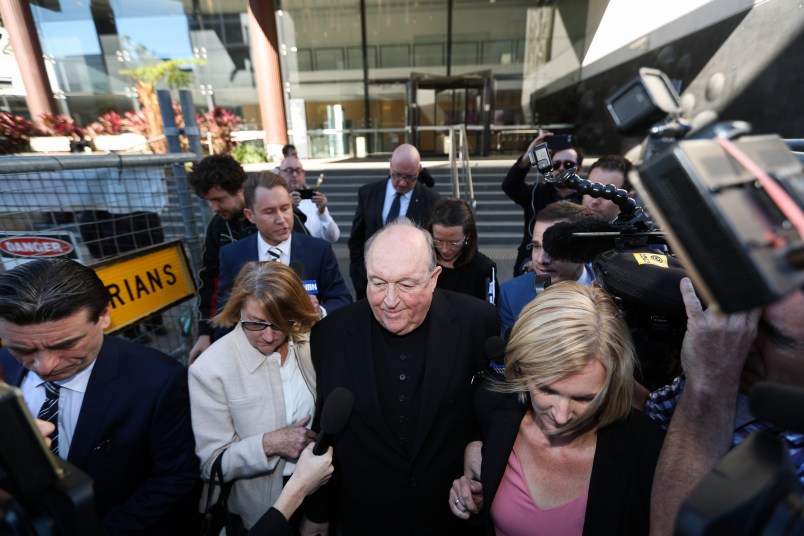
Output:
[29, 136, 72, 153]
[91, 133, 148, 152]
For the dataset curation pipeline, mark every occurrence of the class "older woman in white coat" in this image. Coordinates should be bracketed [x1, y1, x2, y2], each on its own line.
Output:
[189, 261, 320, 530]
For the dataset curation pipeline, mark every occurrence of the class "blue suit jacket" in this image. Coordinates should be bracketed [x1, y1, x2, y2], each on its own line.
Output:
[218, 232, 353, 315]
[497, 272, 539, 339]
[498, 266, 595, 339]
[0, 336, 200, 534]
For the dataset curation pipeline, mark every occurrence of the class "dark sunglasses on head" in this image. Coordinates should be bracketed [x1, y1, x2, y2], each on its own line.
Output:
[552, 160, 578, 171]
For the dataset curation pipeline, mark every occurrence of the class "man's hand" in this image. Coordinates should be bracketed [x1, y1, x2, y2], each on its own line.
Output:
[678, 277, 761, 395]
[35, 419, 55, 448]
[312, 192, 328, 214]
[189, 335, 211, 365]
[518, 131, 554, 168]
[308, 294, 322, 317]
[449, 476, 483, 519]
[262, 416, 317, 458]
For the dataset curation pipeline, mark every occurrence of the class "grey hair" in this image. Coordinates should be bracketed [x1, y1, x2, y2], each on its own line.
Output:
[364, 217, 437, 272]
[0, 258, 110, 325]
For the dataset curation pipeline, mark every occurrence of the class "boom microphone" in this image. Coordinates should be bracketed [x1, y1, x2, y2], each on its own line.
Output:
[541, 218, 620, 263]
[749, 382, 804, 434]
[313, 387, 353, 455]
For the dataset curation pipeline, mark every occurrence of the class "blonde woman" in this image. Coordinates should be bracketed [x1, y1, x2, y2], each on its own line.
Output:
[189, 261, 320, 530]
[450, 282, 664, 535]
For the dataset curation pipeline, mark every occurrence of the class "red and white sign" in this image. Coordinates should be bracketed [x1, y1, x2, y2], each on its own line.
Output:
[0, 236, 75, 257]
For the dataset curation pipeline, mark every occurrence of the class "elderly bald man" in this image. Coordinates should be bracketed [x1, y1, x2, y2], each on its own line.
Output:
[347, 143, 440, 300]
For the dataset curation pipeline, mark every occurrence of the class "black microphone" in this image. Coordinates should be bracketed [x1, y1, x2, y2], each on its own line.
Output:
[313, 387, 353, 455]
[749, 382, 804, 434]
[541, 218, 620, 263]
[289, 261, 306, 280]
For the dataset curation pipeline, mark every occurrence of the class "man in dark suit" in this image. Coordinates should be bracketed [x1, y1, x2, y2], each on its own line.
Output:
[307, 219, 499, 535]
[218, 172, 352, 318]
[0, 259, 199, 534]
[497, 201, 594, 338]
[348, 143, 440, 300]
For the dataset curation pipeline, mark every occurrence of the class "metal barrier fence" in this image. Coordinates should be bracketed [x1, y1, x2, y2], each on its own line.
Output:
[0, 153, 205, 362]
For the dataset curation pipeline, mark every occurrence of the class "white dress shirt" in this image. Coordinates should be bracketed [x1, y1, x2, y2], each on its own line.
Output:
[382, 178, 413, 223]
[256, 233, 292, 265]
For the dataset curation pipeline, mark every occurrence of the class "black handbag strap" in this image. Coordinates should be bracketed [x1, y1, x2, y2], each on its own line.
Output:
[203, 449, 232, 514]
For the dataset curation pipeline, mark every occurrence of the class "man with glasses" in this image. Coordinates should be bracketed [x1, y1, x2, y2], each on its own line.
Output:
[307, 219, 499, 534]
[502, 132, 584, 277]
[348, 143, 440, 300]
[278, 155, 341, 243]
[497, 201, 594, 338]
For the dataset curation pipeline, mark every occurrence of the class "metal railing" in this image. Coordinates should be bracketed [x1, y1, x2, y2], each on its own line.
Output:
[0, 152, 204, 361]
[416, 124, 476, 206]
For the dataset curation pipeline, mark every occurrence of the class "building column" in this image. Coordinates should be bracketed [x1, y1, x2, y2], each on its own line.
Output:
[0, 0, 56, 127]
[247, 0, 287, 151]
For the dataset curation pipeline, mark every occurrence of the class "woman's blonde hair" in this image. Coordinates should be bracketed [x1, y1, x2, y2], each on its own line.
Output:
[503, 281, 635, 437]
[212, 261, 319, 338]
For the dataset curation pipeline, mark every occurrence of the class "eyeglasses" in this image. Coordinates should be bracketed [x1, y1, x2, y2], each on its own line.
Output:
[240, 313, 282, 332]
[390, 171, 418, 182]
[280, 167, 305, 175]
[552, 160, 578, 171]
[433, 238, 466, 248]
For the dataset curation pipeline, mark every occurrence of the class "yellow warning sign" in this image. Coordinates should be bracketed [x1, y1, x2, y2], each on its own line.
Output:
[632, 252, 669, 269]
[92, 240, 196, 333]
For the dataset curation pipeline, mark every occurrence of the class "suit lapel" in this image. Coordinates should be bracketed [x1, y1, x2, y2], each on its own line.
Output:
[585, 420, 629, 530]
[67, 336, 119, 465]
[344, 302, 406, 456]
[412, 292, 459, 459]
[406, 184, 427, 222]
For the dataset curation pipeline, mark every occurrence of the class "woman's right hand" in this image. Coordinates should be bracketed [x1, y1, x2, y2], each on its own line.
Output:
[262, 416, 316, 458]
[449, 476, 483, 519]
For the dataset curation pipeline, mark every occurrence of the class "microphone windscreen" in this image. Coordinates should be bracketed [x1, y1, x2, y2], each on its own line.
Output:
[749, 382, 804, 434]
[313, 387, 353, 455]
[483, 336, 506, 363]
[289, 261, 306, 281]
[319, 387, 353, 436]
[542, 218, 619, 263]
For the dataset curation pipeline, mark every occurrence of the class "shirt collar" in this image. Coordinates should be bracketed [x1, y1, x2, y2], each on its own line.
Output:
[30, 357, 97, 394]
[385, 178, 414, 200]
[256, 233, 292, 259]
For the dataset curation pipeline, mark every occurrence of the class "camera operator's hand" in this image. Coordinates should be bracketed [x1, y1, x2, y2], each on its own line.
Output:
[290, 190, 302, 207]
[518, 131, 554, 168]
[312, 191, 328, 214]
[678, 277, 762, 395]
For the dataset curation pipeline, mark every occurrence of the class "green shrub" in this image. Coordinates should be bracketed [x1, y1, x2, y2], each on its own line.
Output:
[231, 143, 267, 164]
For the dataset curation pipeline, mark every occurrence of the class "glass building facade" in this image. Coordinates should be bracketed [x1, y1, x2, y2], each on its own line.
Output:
[2, 0, 802, 157]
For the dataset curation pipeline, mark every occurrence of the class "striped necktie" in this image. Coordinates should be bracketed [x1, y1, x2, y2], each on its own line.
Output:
[37, 381, 60, 455]
[268, 247, 281, 262]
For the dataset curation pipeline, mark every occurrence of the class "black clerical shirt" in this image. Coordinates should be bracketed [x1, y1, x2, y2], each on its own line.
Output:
[371, 315, 430, 456]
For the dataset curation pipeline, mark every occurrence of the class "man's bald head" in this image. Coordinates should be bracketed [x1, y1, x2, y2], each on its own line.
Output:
[389, 144, 421, 195]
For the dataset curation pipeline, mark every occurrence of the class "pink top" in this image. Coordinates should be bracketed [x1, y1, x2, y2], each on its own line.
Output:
[490, 448, 588, 536]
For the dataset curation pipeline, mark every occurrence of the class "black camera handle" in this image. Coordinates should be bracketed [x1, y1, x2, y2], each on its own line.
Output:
[543, 169, 655, 232]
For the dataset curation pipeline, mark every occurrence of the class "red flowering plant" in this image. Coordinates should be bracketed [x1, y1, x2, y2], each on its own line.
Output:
[36, 113, 85, 139]
[85, 111, 126, 136]
[197, 106, 242, 154]
[0, 111, 35, 154]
